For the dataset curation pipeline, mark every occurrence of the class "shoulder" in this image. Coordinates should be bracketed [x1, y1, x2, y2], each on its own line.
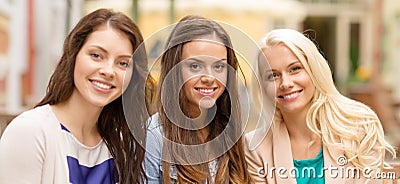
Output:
[145, 113, 163, 150]
[5, 104, 59, 134]
[0, 104, 60, 156]
[244, 127, 274, 165]
[0, 105, 65, 183]
[244, 127, 273, 162]
[243, 128, 273, 183]
[1, 104, 60, 147]
[147, 113, 162, 130]
[244, 126, 273, 152]
[146, 113, 164, 139]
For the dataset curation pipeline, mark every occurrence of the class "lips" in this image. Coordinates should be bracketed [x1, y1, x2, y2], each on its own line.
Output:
[278, 90, 303, 99]
[195, 87, 217, 96]
[90, 79, 115, 90]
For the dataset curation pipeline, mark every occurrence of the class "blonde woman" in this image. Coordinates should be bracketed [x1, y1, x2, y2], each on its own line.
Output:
[245, 29, 396, 184]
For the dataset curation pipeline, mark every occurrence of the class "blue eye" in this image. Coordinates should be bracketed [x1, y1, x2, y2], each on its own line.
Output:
[290, 66, 301, 72]
[267, 73, 278, 80]
[213, 63, 226, 71]
[119, 60, 130, 68]
[190, 63, 201, 70]
[90, 53, 101, 59]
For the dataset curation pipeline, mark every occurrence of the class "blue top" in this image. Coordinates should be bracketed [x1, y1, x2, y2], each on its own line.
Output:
[145, 113, 218, 184]
[293, 148, 325, 184]
[0, 104, 118, 183]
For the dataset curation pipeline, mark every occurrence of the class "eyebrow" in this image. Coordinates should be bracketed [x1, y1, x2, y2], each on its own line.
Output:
[189, 57, 228, 63]
[265, 61, 300, 73]
[89, 45, 132, 58]
[287, 61, 300, 67]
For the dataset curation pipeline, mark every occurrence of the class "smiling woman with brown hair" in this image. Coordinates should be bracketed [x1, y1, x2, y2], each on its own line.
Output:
[0, 8, 149, 183]
[145, 15, 250, 183]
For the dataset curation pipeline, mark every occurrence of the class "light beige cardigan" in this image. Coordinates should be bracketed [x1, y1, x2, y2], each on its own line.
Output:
[244, 121, 381, 184]
[0, 105, 69, 183]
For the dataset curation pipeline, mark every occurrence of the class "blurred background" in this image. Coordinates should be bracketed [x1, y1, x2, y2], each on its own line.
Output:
[0, 0, 400, 154]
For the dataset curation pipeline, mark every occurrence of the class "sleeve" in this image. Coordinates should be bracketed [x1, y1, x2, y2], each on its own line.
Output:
[0, 115, 46, 183]
[244, 132, 269, 184]
[144, 117, 164, 184]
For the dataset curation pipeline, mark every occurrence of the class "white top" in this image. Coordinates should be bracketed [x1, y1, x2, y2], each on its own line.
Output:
[0, 104, 117, 183]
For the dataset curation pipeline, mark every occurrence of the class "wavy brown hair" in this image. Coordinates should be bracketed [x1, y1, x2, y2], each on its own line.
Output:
[36, 9, 149, 183]
[157, 15, 250, 183]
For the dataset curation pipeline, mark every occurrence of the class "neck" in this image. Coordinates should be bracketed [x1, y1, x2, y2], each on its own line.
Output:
[189, 108, 210, 143]
[281, 108, 311, 140]
[280, 105, 322, 160]
[51, 90, 103, 146]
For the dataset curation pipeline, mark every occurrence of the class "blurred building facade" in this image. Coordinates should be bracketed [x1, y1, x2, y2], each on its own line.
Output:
[0, 0, 400, 133]
[0, 0, 83, 114]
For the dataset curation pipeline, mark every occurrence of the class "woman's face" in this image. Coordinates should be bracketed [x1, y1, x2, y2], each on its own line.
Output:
[180, 39, 228, 117]
[73, 26, 133, 108]
[259, 44, 315, 115]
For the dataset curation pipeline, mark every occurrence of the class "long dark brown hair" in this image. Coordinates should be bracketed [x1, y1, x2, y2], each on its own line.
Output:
[157, 15, 250, 183]
[36, 9, 149, 183]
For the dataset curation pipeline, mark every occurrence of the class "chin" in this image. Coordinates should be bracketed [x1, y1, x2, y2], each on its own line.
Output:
[199, 97, 216, 109]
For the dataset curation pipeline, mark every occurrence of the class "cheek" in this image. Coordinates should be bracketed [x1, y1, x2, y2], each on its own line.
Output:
[182, 78, 196, 93]
[300, 74, 315, 89]
[73, 61, 83, 85]
[215, 70, 228, 87]
[262, 81, 276, 99]
[181, 68, 195, 84]
[299, 74, 316, 100]
[121, 69, 132, 92]
[73, 53, 92, 83]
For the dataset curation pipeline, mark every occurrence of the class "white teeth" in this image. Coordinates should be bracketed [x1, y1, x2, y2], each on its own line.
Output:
[283, 92, 299, 99]
[92, 81, 112, 89]
[198, 88, 214, 93]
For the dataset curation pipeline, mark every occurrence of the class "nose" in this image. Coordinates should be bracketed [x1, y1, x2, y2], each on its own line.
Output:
[279, 74, 294, 90]
[99, 60, 115, 79]
[200, 66, 217, 84]
[200, 74, 216, 84]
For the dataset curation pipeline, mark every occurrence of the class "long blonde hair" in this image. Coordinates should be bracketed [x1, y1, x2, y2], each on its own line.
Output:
[254, 29, 395, 170]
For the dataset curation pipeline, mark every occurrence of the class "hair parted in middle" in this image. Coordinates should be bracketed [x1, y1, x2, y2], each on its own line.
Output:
[157, 15, 250, 183]
[36, 8, 150, 183]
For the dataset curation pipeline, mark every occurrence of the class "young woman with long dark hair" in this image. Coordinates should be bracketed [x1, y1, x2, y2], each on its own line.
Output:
[0, 8, 149, 183]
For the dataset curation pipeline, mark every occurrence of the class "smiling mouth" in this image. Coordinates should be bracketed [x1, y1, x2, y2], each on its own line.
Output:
[195, 87, 217, 94]
[278, 90, 303, 99]
[90, 80, 115, 90]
